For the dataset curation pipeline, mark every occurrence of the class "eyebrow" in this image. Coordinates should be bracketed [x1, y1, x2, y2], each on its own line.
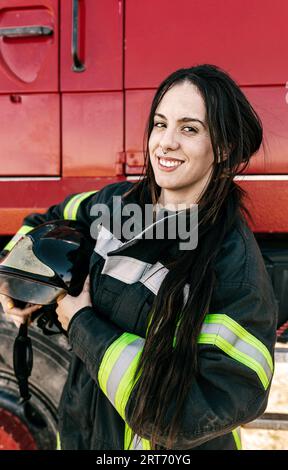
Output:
[154, 113, 206, 129]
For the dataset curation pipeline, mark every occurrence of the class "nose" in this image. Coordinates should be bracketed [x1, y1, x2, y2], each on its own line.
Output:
[159, 127, 180, 153]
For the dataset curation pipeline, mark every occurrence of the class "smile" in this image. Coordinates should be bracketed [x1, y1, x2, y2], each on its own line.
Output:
[157, 157, 184, 171]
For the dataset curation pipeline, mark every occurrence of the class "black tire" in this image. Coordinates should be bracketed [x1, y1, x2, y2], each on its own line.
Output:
[0, 316, 71, 450]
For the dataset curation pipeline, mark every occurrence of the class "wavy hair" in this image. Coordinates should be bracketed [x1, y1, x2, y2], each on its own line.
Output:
[124, 64, 263, 449]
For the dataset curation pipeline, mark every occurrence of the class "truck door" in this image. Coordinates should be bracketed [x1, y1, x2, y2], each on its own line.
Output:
[0, 0, 59, 176]
[61, 0, 124, 177]
[0, 0, 124, 178]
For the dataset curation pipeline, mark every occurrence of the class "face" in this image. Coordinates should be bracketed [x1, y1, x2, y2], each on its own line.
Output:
[148, 81, 215, 206]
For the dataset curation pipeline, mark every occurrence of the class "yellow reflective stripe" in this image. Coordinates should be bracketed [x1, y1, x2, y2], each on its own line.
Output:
[142, 437, 152, 450]
[4, 225, 34, 252]
[124, 423, 151, 450]
[63, 190, 98, 220]
[124, 423, 134, 450]
[204, 314, 273, 372]
[198, 313, 273, 390]
[98, 333, 140, 397]
[232, 428, 242, 450]
[198, 333, 269, 389]
[56, 432, 61, 450]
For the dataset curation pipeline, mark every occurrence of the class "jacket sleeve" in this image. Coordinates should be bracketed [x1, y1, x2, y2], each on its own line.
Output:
[0, 180, 133, 260]
[67, 276, 277, 450]
[0, 190, 100, 260]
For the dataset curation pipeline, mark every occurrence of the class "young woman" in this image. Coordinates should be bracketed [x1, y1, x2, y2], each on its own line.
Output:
[0, 64, 278, 450]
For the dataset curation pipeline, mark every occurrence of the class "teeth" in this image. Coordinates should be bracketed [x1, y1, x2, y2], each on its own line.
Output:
[159, 158, 183, 168]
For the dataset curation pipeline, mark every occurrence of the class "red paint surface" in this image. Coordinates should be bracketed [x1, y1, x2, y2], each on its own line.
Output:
[0, 408, 37, 450]
[0, 177, 286, 234]
[62, 92, 123, 177]
[125, 0, 288, 88]
[0, 0, 58, 93]
[60, 0, 123, 91]
[0, 94, 60, 176]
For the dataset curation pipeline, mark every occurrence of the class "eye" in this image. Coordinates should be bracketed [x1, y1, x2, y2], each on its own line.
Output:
[153, 122, 166, 128]
[183, 126, 198, 133]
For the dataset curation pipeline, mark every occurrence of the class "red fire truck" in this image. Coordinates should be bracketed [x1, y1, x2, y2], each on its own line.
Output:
[0, 0, 287, 449]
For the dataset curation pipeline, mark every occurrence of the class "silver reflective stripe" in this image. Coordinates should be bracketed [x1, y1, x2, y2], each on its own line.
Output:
[106, 338, 144, 406]
[201, 322, 272, 383]
[102, 256, 152, 284]
[94, 226, 190, 299]
[94, 225, 123, 259]
[132, 435, 143, 450]
[124, 423, 150, 450]
[140, 261, 168, 294]
[183, 283, 190, 306]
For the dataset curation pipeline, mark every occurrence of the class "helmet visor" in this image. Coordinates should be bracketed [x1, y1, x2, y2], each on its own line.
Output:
[1, 236, 55, 277]
[0, 273, 66, 305]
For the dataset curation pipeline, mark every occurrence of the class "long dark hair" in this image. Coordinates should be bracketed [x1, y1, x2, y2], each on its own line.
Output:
[125, 64, 263, 449]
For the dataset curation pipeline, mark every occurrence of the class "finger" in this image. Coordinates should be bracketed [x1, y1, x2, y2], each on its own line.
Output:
[7, 310, 31, 321]
[6, 304, 42, 318]
[8, 313, 28, 327]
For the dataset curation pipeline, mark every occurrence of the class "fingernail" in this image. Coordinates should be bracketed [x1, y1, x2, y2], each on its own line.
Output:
[7, 301, 14, 309]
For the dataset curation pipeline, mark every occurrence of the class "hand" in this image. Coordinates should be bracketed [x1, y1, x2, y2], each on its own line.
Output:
[0, 293, 42, 328]
[56, 275, 92, 331]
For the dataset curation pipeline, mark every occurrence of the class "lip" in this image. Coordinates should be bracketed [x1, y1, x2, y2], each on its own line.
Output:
[156, 156, 184, 172]
[156, 154, 184, 162]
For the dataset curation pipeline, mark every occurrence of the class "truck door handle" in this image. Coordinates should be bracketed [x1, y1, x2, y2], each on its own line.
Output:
[72, 0, 85, 72]
[0, 26, 53, 38]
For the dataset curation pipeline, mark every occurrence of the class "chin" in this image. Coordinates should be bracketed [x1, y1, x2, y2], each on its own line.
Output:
[154, 175, 180, 188]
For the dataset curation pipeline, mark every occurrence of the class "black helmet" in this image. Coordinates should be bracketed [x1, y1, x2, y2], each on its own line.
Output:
[0, 220, 94, 305]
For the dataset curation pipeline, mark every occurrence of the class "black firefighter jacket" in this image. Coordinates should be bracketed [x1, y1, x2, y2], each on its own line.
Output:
[2, 180, 278, 450]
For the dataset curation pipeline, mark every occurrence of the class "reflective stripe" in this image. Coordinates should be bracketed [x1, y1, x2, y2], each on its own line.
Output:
[56, 431, 61, 450]
[4, 225, 34, 252]
[102, 255, 152, 284]
[98, 333, 144, 419]
[106, 338, 144, 406]
[198, 314, 273, 390]
[95, 225, 164, 286]
[124, 423, 151, 450]
[95, 226, 189, 297]
[94, 225, 123, 258]
[232, 428, 242, 450]
[63, 190, 98, 220]
[140, 261, 168, 294]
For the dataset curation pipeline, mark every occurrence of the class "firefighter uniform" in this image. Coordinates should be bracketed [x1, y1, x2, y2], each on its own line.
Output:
[3, 180, 278, 450]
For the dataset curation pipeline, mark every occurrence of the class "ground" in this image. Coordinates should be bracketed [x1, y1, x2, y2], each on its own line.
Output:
[241, 343, 288, 450]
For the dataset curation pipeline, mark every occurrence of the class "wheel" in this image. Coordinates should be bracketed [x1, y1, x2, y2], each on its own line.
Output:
[0, 317, 71, 450]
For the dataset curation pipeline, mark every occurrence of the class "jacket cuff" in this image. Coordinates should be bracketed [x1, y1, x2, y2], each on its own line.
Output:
[67, 306, 91, 336]
[67, 306, 122, 384]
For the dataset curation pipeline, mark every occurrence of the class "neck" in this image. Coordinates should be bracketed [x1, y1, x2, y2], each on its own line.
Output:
[158, 168, 213, 209]
[158, 187, 201, 210]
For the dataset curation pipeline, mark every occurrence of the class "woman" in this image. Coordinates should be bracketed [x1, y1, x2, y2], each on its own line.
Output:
[0, 64, 278, 450]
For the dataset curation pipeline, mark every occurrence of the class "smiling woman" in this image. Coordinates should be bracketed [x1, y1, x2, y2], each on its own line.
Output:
[0, 64, 278, 451]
